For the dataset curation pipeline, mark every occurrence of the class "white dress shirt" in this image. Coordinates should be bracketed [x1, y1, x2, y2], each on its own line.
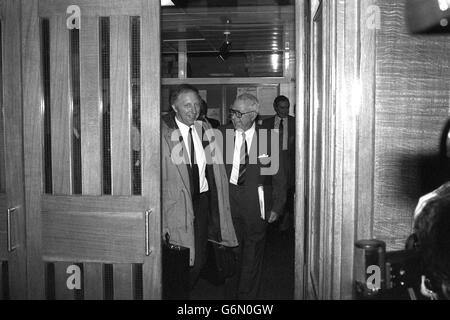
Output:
[175, 117, 209, 193]
[274, 115, 288, 151]
[230, 123, 256, 186]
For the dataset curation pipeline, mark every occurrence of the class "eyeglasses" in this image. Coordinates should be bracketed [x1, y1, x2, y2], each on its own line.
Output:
[229, 109, 255, 119]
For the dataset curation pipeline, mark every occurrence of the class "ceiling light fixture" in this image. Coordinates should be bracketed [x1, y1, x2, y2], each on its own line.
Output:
[161, 0, 175, 6]
[218, 31, 232, 61]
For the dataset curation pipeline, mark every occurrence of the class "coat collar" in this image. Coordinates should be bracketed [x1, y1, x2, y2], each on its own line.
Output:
[162, 113, 214, 194]
[162, 113, 192, 194]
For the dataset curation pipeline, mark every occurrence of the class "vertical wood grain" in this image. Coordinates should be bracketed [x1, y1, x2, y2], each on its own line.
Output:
[374, 0, 450, 250]
[0, 261, 4, 299]
[113, 263, 133, 300]
[110, 16, 131, 196]
[141, 0, 161, 300]
[317, 0, 378, 300]
[307, 0, 320, 299]
[2, 0, 27, 299]
[331, 0, 344, 300]
[0, 14, 4, 195]
[84, 263, 103, 300]
[54, 262, 75, 300]
[338, 0, 359, 300]
[319, 0, 334, 299]
[50, 15, 72, 195]
[357, 0, 376, 241]
[22, 0, 45, 299]
[80, 17, 102, 195]
[295, 0, 308, 300]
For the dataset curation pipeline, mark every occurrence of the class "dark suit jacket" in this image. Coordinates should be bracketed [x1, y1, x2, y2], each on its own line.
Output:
[262, 115, 295, 187]
[218, 123, 287, 218]
[204, 117, 220, 129]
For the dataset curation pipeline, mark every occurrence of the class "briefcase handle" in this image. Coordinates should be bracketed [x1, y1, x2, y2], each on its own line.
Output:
[164, 233, 188, 251]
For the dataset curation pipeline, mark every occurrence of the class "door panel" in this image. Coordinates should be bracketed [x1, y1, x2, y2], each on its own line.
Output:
[83, 263, 103, 300]
[0, 196, 7, 259]
[22, 0, 161, 299]
[49, 15, 72, 195]
[41, 196, 147, 263]
[110, 15, 132, 195]
[80, 17, 102, 195]
[54, 262, 77, 300]
[0, 0, 27, 300]
[113, 263, 134, 300]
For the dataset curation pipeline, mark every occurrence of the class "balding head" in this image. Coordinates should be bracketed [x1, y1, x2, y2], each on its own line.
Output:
[230, 93, 259, 131]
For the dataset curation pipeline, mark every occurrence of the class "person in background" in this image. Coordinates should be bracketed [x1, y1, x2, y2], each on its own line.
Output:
[199, 99, 221, 129]
[218, 93, 286, 299]
[262, 95, 295, 231]
[161, 84, 237, 293]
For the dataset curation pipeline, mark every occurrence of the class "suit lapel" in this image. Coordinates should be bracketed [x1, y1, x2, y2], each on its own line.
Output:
[249, 125, 259, 161]
[163, 119, 192, 194]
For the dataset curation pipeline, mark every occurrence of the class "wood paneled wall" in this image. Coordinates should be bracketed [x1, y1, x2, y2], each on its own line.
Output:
[309, 0, 450, 300]
[373, 0, 450, 250]
[307, 0, 375, 300]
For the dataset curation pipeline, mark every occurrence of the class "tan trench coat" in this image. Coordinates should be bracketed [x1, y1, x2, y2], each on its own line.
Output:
[162, 116, 238, 266]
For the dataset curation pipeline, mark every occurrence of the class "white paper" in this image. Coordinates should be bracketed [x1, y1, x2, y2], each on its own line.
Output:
[258, 185, 265, 220]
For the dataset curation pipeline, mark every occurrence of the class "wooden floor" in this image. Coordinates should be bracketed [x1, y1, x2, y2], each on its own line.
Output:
[190, 224, 295, 300]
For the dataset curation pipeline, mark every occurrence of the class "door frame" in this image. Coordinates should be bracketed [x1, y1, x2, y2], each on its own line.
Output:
[15, 0, 312, 300]
[302, 0, 377, 300]
[0, 0, 27, 299]
[294, 0, 310, 300]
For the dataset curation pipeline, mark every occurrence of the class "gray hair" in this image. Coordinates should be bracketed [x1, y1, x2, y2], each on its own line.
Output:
[235, 93, 260, 113]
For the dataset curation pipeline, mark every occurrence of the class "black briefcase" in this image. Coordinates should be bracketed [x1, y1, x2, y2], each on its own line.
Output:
[201, 241, 237, 286]
[162, 234, 190, 300]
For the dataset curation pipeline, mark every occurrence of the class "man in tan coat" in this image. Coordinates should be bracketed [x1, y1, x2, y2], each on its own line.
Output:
[162, 84, 237, 294]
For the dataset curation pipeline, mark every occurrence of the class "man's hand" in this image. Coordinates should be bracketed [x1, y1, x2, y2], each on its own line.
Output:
[268, 211, 280, 224]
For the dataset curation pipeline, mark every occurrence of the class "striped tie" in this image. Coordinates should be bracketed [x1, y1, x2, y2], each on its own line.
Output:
[238, 132, 249, 186]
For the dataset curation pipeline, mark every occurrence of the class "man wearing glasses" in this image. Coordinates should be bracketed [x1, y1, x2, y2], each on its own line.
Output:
[218, 93, 286, 299]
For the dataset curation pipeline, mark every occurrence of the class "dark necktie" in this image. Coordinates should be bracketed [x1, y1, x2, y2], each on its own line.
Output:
[279, 118, 284, 146]
[189, 127, 200, 198]
[238, 132, 249, 186]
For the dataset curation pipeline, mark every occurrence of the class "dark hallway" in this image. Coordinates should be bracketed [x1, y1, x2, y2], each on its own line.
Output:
[190, 225, 295, 300]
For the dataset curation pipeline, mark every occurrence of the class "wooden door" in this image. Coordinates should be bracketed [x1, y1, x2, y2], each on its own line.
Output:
[0, 0, 27, 300]
[22, 0, 161, 299]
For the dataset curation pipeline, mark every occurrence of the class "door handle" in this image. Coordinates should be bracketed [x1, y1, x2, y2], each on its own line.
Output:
[7, 207, 17, 253]
[145, 209, 152, 256]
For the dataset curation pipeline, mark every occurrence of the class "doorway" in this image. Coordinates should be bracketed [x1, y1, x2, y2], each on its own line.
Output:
[161, 0, 307, 300]
[1, 0, 310, 300]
